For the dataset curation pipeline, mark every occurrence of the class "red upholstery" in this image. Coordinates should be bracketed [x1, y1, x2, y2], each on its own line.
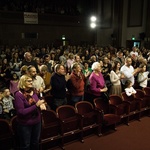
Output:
[75, 101, 102, 136]
[40, 110, 61, 149]
[109, 94, 130, 125]
[0, 119, 13, 149]
[93, 98, 120, 129]
[135, 89, 150, 115]
[121, 92, 141, 120]
[56, 105, 83, 147]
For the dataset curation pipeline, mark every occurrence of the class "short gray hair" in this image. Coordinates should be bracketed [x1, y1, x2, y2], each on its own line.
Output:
[91, 62, 100, 70]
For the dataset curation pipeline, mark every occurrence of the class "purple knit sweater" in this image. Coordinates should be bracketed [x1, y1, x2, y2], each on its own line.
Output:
[89, 72, 105, 96]
[14, 91, 41, 125]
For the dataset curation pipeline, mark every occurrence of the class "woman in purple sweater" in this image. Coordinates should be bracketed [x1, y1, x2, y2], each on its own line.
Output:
[89, 62, 108, 101]
[14, 74, 46, 150]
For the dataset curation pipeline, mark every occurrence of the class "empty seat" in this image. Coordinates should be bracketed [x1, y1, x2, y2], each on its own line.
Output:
[121, 92, 141, 120]
[135, 89, 150, 115]
[56, 105, 83, 148]
[109, 94, 130, 125]
[40, 110, 61, 149]
[93, 98, 120, 131]
[75, 101, 102, 136]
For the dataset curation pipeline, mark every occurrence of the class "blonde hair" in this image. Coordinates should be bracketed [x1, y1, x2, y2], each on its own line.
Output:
[40, 65, 48, 72]
[20, 65, 28, 75]
[71, 62, 79, 70]
[18, 74, 32, 89]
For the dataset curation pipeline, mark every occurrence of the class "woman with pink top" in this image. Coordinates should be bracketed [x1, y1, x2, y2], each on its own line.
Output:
[89, 62, 108, 102]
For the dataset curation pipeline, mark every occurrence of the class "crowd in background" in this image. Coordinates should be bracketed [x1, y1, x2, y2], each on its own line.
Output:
[0, 44, 150, 120]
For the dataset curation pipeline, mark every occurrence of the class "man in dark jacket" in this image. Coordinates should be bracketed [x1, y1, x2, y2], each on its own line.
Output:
[51, 64, 70, 110]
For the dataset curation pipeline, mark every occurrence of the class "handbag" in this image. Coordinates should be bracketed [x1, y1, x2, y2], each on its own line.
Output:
[101, 92, 109, 102]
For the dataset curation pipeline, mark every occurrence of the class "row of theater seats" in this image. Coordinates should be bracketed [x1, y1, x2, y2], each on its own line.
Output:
[0, 88, 150, 150]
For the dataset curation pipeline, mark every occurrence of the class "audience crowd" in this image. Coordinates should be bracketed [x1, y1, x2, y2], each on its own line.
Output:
[0, 44, 150, 120]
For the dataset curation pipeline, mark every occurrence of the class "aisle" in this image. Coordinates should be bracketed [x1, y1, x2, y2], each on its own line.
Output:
[53, 117, 150, 150]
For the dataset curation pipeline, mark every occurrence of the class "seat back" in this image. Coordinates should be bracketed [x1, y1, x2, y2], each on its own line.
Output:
[121, 92, 134, 101]
[56, 105, 82, 135]
[135, 89, 145, 99]
[42, 110, 59, 126]
[75, 101, 101, 134]
[56, 105, 76, 119]
[0, 119, 12, 139]
[10, 116, 19, 149]
[109, 95, 123, 105]
[93, 98, 109, 114]
[41, 110, 61, 140]
[10, 116, 18, 134]
[143, 87, 150, 96]
[0, 119, 13, 148]
[75, 101, 94, 115]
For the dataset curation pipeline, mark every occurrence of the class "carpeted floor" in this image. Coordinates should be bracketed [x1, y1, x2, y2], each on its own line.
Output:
[53, 117, 150, 150]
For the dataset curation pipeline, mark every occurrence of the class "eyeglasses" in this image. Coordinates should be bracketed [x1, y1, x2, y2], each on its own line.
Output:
[26, 80, 33, 82]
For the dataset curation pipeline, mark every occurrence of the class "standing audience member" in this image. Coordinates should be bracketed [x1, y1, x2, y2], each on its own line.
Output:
[20, 65, 28, 76]
[89, 62, 108, 102]
[49, 52, 56, 72]
[0, 58, 11, 85]
[110, 61, 124, 96]
[66, 53, 74, 73]
[34, 57, 42, 72]
[59, 50, 68, 66]
[115, 51, 125, 67]
[74, 54, 84, 70]
[137, 64, 150, 89]
[10, 52, 22, 77]
[124, 80, 136, 96]
[51, 64, 70, 110]
[68, 63, 85, 106]
[9, 72, 19, 96]
[39, 65, 52, 96]
[130, 46, 138, 58]
[120, 57, 141, 89]
[14, 74, 46, 150]
[27, 66, 45, 97]
[22, 52, 39, 73]
[43, 54, 52, 73]
[101, 56, 112, 93]
[82, 61, 92, 90]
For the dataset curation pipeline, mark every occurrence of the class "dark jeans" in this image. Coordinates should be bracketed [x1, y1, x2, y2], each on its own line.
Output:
[71, 95, 84, 106]
[53, 98, 67, 110]
[17, 122, 41, 150]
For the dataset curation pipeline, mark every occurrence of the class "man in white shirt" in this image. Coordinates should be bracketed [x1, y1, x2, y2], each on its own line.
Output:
[120, 57, 141, 86]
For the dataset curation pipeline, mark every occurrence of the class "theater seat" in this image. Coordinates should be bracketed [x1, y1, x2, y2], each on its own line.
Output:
[121, 92, 141, 120]
[75, 101, 102, 137]
[56, 105, 83, 149]
[93, 98, 120, 131]
[109, 94, 130, 125]
[135, 89, 150, 116]
[0, 119, 13, 149]
[40, 110, 61, 149]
